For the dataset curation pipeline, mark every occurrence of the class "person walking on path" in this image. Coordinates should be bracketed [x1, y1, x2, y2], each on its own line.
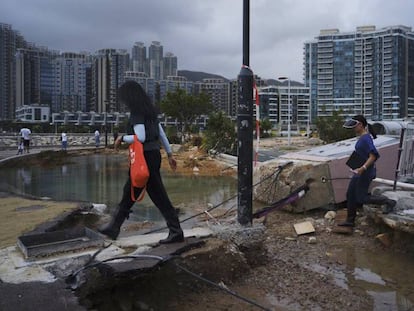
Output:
[113, 131, 118, 144]
[99, 80, 184, 244]
[338, 115, 396, 227]
[16, 139, 24, 155]
[19, 127, 31, 153]
[94, 129, 100, 149]
[61, 132, 68, 151]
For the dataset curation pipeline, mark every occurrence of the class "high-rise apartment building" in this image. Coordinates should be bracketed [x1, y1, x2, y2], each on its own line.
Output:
[258, 85, 310, 132]
[304, 25, 414, 121]
[92, 49, 130, 113]
[229, 79, 238, 118]
[194, 78, 230, 114]
[0, 23, 26, 120]
[15, 48, 39, 108]
[159, 76, 192, 100]
[52, 52, 92, 112]
[163, 52, 177, 79]
[132, 41, 178, 81]
[149, 41, 163, 81]
[124, 71, 156, 103]
[15, 47, 58, 110]
[131, 42, 147, 74]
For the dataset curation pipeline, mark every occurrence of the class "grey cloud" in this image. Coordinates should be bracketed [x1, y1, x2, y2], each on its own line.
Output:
[2, 0, 414, 81]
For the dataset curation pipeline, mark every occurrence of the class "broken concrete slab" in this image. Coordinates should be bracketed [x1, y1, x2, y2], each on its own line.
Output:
[254, 136, 400, 212]
[0, 242, 125, 284]
[294, 221, 315, 235]
[102, 237, 205, 276]
[0, 246, 56, 284]
[254, 159, 332, 212]
[113, 227, 213, 249]
[0, 227, 214, 286]
[364, 189, 414, 234]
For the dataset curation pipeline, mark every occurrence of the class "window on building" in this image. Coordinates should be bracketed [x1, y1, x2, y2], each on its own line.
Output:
[34, 108, 41, 120]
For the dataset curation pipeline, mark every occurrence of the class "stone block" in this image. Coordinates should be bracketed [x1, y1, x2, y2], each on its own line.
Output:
[254, 159, 333, 212]
[375, 233, 392, 247]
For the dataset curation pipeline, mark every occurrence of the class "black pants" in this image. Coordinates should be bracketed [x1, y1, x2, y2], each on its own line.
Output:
[346, 173, 390, 221]
[118, 149, 181, 234]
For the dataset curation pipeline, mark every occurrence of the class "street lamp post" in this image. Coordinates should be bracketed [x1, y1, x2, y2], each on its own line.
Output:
[104, 100, 108, 148]
[237, 0, 253, 226]
[278, 77, 291, 145]
[307, 101, 311, 138]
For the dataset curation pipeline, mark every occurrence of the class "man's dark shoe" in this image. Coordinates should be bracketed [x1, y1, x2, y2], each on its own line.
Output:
[337, 220, 355, 227]
[159, 232, 184, 244]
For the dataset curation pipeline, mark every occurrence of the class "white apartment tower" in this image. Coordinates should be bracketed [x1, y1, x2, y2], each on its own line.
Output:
[304, 25, 414, 120]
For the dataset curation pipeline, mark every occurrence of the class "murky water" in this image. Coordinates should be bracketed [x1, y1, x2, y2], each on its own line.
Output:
[311, 248, 414, 310]
[0, 154, 237, 222]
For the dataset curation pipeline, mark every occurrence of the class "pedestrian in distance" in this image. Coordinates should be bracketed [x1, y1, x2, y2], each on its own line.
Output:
[16, 138, 24, 155]
[61, 132, 68, 151]
[94, 129, 100, 149]
[113, 131, 118, 144]
[19, 127, 31, 153]
[99, 80, 184, 244]
[338, 115, 396, 227]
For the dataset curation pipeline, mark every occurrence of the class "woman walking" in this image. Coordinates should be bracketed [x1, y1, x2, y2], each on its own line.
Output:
[339, 115, 396, 227]
[99, 81, 184, 244]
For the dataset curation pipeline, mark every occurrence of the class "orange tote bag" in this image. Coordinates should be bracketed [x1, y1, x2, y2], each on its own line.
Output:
[129, 135, 149, 201]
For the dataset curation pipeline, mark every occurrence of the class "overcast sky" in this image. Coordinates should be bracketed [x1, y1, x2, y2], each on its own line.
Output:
[2, 0, 414, 81]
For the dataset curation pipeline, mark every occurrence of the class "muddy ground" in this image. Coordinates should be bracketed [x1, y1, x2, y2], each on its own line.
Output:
[2, 147, 414, 310]
[76, 205, 414, 311]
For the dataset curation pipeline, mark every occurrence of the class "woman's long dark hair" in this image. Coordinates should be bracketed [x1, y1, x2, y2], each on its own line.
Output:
[118, 80, 158, 120]
[352, 115, 377, 139]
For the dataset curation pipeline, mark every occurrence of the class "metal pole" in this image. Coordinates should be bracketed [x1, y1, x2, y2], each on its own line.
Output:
[307, 46, 312, 138]
[287, 78, 291, 146]
[237, 0, 253, 226]
[242, 0, 249, 66]
[104, 101, 108, 148]
[393, 128, 405, 191]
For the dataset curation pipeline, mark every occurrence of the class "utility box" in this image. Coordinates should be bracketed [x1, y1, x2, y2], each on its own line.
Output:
[17, 227, 104, 259]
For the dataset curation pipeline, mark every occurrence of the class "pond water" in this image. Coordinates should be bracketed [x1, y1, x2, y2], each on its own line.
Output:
[0, 154, 237, 222]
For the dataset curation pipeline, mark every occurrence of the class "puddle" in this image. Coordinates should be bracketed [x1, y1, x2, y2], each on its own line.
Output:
[0, 154, 237, 222]
[311, 248, 414, 310]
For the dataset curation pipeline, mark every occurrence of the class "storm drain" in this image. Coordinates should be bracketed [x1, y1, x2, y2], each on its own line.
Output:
[17, 227, 104, 259]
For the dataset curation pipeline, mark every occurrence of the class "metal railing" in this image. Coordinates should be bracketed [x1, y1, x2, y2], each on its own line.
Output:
[394, 123, 414, 190]
[398, 123, 414, 178]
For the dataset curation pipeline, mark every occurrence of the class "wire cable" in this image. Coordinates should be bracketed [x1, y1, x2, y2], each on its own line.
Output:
[67, 255, 271, 311]
[174, 262, 271, 311]
[144, 162, 292, 235]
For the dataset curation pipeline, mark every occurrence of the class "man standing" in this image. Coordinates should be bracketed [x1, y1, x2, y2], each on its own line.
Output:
[94, 129, 100, 148]
[19, 127, 31, 153]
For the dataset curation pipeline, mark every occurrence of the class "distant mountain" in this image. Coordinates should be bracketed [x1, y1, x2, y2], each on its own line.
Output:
[178, 70, 229, 82]
[264, 79, 304, 87]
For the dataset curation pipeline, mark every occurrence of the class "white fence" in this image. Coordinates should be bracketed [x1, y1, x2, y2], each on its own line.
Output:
[398, 123, 414, 178]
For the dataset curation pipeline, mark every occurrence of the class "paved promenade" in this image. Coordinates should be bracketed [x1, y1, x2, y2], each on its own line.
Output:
[0, 145, 104, 163]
